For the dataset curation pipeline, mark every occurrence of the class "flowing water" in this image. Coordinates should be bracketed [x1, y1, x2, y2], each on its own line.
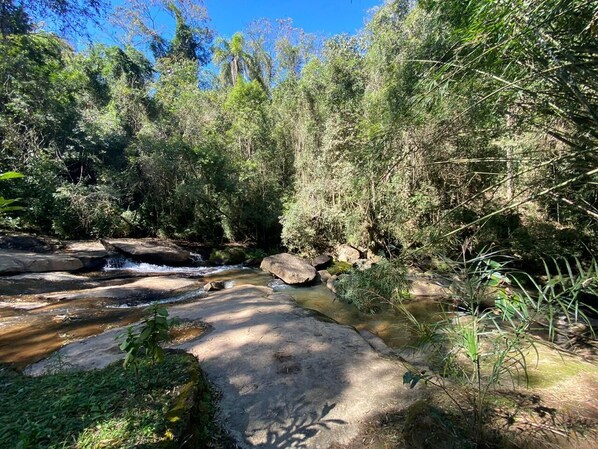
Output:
[3, 256, 598, 441]
[0, 257, 443, 368]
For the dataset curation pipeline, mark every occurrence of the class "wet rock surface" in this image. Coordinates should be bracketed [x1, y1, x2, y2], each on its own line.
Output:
[40, 277, 200, 302]
[64, 241, 111, 270]
[100, 238, 192, 266]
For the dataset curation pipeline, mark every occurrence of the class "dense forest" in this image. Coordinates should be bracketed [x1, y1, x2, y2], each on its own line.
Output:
[1, 2, 598, 448]
[1, 0, 597, 264]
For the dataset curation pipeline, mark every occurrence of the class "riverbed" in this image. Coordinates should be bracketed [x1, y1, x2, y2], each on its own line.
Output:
[0, 257, 442, 368]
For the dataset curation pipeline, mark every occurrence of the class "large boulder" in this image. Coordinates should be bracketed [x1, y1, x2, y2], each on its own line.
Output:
[100, 238, 191, 266]
[0, 250, 84, 274]
[336, 244, 361, 264]
[260, 253, 317, 285]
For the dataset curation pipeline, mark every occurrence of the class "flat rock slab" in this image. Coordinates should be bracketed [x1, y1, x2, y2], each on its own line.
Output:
[0, 250, 84, 275]
[64, 241, 111, 269]
[27, 285, 419, 448]
[41, 277, 199, 301]
[101, 238, 191, 265]
[0, 272, 98, 296]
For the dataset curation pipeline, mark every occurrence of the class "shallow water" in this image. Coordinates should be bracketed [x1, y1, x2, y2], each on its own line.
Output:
[204, 268, 445, 348]
[2, 257, 595, 393]
[0, 258, 444, 367]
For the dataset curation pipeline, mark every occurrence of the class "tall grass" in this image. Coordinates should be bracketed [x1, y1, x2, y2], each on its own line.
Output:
[400, 248, 597, 444]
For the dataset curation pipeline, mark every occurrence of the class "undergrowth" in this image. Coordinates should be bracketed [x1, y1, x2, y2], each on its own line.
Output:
[0, 353, 216, 449]
[336, 258, 410, 313]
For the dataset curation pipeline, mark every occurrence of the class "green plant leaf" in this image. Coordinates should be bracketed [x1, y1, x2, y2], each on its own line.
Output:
[0, 172, 24, 180]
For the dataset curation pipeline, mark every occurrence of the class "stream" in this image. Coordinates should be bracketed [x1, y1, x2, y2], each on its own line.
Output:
[2, 256, 597, 396]
[0, 257, 442, 369]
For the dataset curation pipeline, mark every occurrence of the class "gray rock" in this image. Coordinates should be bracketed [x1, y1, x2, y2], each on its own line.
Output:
[0, 250, 84, 275]
[260, 253, 317, 285]
[64, 241, 110, 270]
[326, 274, 338, 293]
[336, 244, 361, 264]
[27, 285, 420, 449]
[312, 254, 332, 270]
[0, 235, 55, 253]
[408, 276, 447, 297]
[41, 277, 198, 302]
[318, 269, 331, 283]
[358, 329, 395, 356]
[101, 238, 191, 265]
[204, 281, 226, 292]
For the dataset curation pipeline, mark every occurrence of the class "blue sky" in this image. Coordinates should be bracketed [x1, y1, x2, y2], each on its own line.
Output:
[86, 0, 383, 47]
[204, 0, 382, 38]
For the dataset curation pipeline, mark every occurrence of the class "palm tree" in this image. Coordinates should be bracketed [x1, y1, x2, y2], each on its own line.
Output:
[213, 32, 249, 87]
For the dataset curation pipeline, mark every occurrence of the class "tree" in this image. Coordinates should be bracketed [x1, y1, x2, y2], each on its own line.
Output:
[213, 32, 250, 87]
[0, 0, 107, 36]
[113, 0, 212, 65]
[0, 0, 31, 35]
[420, 0, 598, 239]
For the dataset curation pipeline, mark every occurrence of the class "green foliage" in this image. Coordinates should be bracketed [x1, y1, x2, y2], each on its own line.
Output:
[327, 260, 352, 276]
[336, 258, 410, 313]
[0, 172, 24, 215]
[51, 184, 128, 238]
[0, 0, 595, 261]
[514, 257, 598, 342]
[400, 249, 597, 444]
[0, 353, 201, 449]
[213, 32, 250, 87]
[117, 305, 173, 373]
[208, 247, 247, 265]
[400, 252, 534, 442]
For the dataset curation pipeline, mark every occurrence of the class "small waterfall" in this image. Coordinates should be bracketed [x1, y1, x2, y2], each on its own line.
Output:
[102, 256, 245, 275]
[190, 252, 204, 263]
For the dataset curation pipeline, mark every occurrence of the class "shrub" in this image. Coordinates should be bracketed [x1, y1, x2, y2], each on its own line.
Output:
[327, 260, 353, 276]
[208, 247, 247, 265]
[336, 258, 410, 313]
[117, 304, 174, 375]
[400, 250, 598, 445]
[0, 353, 203, 449]
[52, 184, 129, 238]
